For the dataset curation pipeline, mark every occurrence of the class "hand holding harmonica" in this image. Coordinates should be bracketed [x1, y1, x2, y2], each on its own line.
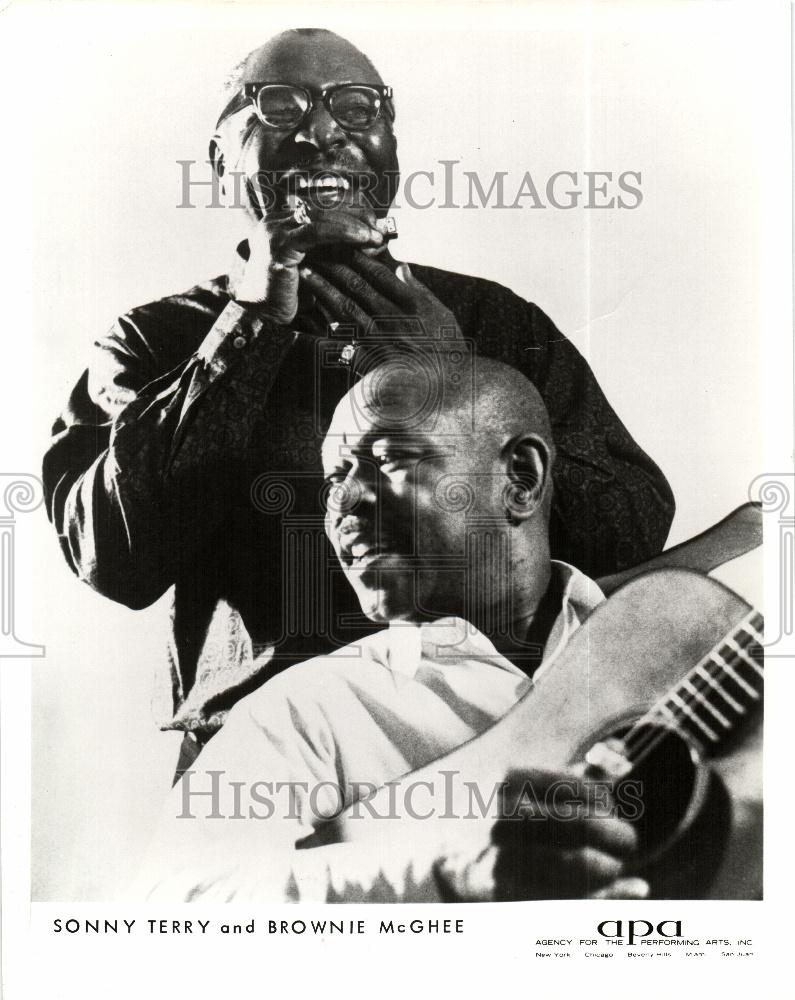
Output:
[234, 198, 392, 323]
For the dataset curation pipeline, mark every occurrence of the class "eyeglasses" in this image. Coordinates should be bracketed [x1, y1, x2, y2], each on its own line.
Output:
[241, 82, 394, 132]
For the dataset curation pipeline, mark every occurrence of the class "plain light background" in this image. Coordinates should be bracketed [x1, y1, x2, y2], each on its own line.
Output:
[6, 0, 779, 901]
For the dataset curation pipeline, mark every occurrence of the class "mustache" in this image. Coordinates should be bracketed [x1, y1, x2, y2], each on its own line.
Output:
[271, 148, 374, 177]
[334, 516, 413, 563]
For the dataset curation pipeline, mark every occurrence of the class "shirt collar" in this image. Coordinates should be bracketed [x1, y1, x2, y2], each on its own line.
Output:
[534, 560, 605, 682]
[380, 561, 604, 681]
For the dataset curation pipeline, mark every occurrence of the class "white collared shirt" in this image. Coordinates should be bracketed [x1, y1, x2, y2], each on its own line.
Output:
[177, 561, 601, 825]
[137, 561, 603, 901]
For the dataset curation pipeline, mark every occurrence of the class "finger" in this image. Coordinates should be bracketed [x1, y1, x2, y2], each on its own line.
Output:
[345, 252, 421, 311]
[499, 770, 639, 851]
[498, 768, 590, 823]
[248, 218, 276, 259]
[395, 262, 447, 307]
[312, 260, 399, 317]
[501, 844, 625, 886]
[590, 877, 651, 900]
[567, 845, 626, 883]
[337, 205, 378, 229]
[263, 207, 300, 226]
[582, 815, 639, 855]
[433, 846, 497, 903]
[278, 215, 383, 256]
[306, 212, 383, 246]
[299, 266, 371, 328]
[502, 767, 629, 798]
[494, 811, 639, 859]
[288, 201, 378, 230]
[492, 842, 626, 900]
[502, 768, 576, 796]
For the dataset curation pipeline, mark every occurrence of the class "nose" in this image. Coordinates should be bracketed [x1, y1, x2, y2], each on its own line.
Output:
[293, 100, 347, 152]
[327, 461, 378, 519]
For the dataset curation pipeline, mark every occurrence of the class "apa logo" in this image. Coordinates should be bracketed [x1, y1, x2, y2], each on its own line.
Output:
[597, 920, 682, 944]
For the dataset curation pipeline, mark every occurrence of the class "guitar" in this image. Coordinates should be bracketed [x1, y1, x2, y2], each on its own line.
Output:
[309, 568, 763, 900]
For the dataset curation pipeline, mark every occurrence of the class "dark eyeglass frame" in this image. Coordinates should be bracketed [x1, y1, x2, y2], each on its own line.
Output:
[238, 82, 394, 131]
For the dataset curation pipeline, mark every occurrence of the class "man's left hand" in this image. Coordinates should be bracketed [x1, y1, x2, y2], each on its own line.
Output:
[298, 252, 464, 369]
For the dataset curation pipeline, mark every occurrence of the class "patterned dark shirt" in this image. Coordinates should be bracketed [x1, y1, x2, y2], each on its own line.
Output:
[43, 257, 674, 736]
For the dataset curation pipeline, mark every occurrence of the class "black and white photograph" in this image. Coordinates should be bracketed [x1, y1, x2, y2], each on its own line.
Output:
[0, 0, 791, 996]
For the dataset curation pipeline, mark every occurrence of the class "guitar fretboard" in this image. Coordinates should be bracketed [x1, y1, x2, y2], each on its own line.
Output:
[629, 610, 764, 760]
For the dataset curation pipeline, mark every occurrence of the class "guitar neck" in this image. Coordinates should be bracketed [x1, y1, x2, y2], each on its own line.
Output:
[629, 609, 764, 759]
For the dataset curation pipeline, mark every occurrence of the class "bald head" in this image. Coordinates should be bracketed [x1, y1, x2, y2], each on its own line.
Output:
[347, 354, 554, 466]
[323, 354, 555, 626]
[234, 30, 382, 88]
[464, 356, 553, 452]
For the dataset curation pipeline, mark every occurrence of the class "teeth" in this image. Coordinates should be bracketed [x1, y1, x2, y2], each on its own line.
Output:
[295, 176, 350, 191]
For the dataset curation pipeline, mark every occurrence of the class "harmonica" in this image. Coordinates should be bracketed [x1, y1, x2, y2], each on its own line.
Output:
[374, 216, 398, 241]
[286, 195, 397, 241]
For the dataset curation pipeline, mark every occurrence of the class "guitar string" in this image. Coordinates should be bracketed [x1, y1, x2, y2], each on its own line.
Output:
[615, 644, 759, 767]
[617, 621, 762, 765]
[614, 612, 763, 767]
[620, 613, 763, 761]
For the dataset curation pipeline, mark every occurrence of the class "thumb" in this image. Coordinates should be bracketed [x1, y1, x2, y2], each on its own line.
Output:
[396, 262, 437, 304]
[590, 877, 650, 900]
[396, 262, 415, 285]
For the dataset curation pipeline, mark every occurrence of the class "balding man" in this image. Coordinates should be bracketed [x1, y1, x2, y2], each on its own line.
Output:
[43, 29, 674, 768]
[136, 357, 647, 903]
[323, 354, 559, 647]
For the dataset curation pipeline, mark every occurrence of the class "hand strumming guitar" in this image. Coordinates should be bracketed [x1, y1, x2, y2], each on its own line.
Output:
[433, 769, 649, 902]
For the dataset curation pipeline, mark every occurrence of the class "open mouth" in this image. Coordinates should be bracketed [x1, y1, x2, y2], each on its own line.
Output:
[282, 171, 364, 211]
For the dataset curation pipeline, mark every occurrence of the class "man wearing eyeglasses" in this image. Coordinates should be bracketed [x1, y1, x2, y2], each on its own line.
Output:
[43, 28, 674, 770]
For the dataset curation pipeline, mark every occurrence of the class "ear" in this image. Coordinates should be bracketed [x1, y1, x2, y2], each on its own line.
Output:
[503, 434, 552, 523]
